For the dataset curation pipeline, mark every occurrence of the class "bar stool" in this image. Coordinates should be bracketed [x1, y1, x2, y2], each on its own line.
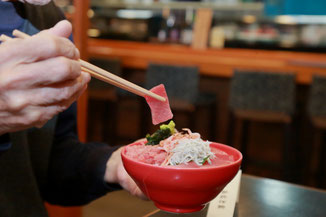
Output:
[141, 63, 218, 141]
[307, 75, 326, 188]
[227, 70, 297, 181]
[88, 58, 121, 145]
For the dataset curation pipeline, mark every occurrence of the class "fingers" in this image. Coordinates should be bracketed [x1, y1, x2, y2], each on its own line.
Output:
[0, 79, 88, 132]
[32, 33, 80, 61]
[116, 162, 148, 200]
[46, 20, 72, 38]
[128, 181, 148, 200]
[3, 32, 79, 63]
[121, 174, 148, 200]
[2, 72, 90, 111]
[104, 148, 148, 200]
[4, 57, 82, 88]
[0, 20, 85, 134]
[29, 72, 89, 106]
[1, 104, 68, 133]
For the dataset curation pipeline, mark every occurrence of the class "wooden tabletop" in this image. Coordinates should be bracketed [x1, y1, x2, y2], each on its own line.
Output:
[88, 39, 326, 85]
[83, 174, 326, 217]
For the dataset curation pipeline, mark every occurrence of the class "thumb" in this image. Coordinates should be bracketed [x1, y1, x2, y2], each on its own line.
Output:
[46, 20, 72, 38]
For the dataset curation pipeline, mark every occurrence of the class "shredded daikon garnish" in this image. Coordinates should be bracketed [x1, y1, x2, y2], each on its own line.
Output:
[159, 129, 215, 166]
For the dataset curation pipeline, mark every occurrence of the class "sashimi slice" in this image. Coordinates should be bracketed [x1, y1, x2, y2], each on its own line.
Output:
[145, 84, 173, 125]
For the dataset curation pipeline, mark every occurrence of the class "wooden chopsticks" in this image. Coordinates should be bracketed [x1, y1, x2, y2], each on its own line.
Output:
[0, 30, 165, 102]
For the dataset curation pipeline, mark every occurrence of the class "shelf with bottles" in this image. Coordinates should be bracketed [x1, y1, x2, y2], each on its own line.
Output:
[91, 0, 263, 13]
[55, 0, 263, 18]
[88, 3, 326, 53]
[210, 15, 326, 52]
[87, 1, 263, 43]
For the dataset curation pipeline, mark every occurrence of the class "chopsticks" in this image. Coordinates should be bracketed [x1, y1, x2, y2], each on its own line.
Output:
[0, 30, 165, 102]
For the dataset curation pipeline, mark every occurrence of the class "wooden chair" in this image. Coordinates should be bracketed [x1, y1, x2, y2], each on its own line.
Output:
[306, 75, 326, 188]
[227, 70, 297, 181]
[141, 63, 217, 141]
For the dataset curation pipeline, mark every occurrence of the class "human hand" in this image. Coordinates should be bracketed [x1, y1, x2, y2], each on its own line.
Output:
[0, 20, 90, 135]
[1, 0, 51, 5]
[105, 147, 148, 200]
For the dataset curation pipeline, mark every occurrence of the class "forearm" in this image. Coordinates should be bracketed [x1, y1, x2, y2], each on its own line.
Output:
[43, 103, 121, 205]
[44, 136, 120, 206]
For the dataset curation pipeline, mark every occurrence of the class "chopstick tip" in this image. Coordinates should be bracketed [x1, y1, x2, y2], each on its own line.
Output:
[0, 34, 11, 42]
[12, 29, 29, 39]
[12, 29, 19, 36]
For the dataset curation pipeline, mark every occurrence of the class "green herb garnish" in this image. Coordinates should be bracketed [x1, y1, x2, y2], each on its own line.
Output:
[201, 156, 210, 165]
[146, 128, 171, 145]
[145, 120, 175, 145]
[159, 120, 175, 134]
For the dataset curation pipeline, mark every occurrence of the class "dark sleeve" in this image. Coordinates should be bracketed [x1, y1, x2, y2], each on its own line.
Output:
[0, 143, 11, 156]
[0, 134, 11, 156]
[43, 102, 122, 206]
[0, 142, 10, 151]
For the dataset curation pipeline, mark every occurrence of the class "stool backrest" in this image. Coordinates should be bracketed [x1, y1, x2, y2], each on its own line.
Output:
[308, 75, 326, 117]
[229, 70, 296, 114]
[146, 63, 199, 103]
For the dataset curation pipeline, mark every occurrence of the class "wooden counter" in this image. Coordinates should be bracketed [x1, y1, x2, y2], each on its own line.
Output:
[88, 39, 326, 85]
[83, 174, 326, 217]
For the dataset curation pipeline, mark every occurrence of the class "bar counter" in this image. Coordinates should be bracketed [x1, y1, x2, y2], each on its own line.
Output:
[83, 174, 326, 217]
[88, 39, 326, 85]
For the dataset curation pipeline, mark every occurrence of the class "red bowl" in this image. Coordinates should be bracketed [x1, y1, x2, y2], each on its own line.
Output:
[121, 142, 242, 213]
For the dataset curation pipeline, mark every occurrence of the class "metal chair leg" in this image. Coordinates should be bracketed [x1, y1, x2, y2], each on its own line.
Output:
[282, 122, 294, 182]
[227, 111, 235, 147]
[209, 101, 218, 142]
[318, 130, 326, 188]
[240, 119, 250, 172]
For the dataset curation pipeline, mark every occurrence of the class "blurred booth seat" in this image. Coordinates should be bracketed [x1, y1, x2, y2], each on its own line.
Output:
[227, 70, 297, 181]
[141, 63, 218, 141]
[88, 58, 122, 145]
[306, 75, 326, 188]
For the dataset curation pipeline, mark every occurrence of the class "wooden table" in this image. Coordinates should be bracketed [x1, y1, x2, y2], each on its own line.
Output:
[83, 174, 326, 217]
[88, 39, 326, 85]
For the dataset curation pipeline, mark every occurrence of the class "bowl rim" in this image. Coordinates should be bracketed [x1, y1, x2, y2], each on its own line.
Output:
[121, 141, 242, 171]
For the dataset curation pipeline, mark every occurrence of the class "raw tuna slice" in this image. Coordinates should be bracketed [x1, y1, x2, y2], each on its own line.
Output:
[145, 84, 173, 125]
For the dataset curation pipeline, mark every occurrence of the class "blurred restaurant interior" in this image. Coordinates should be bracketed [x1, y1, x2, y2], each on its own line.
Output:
[51, 0, 326, 216]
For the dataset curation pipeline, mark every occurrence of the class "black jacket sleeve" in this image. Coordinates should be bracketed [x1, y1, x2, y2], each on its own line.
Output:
[43, 103, 121, 206]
